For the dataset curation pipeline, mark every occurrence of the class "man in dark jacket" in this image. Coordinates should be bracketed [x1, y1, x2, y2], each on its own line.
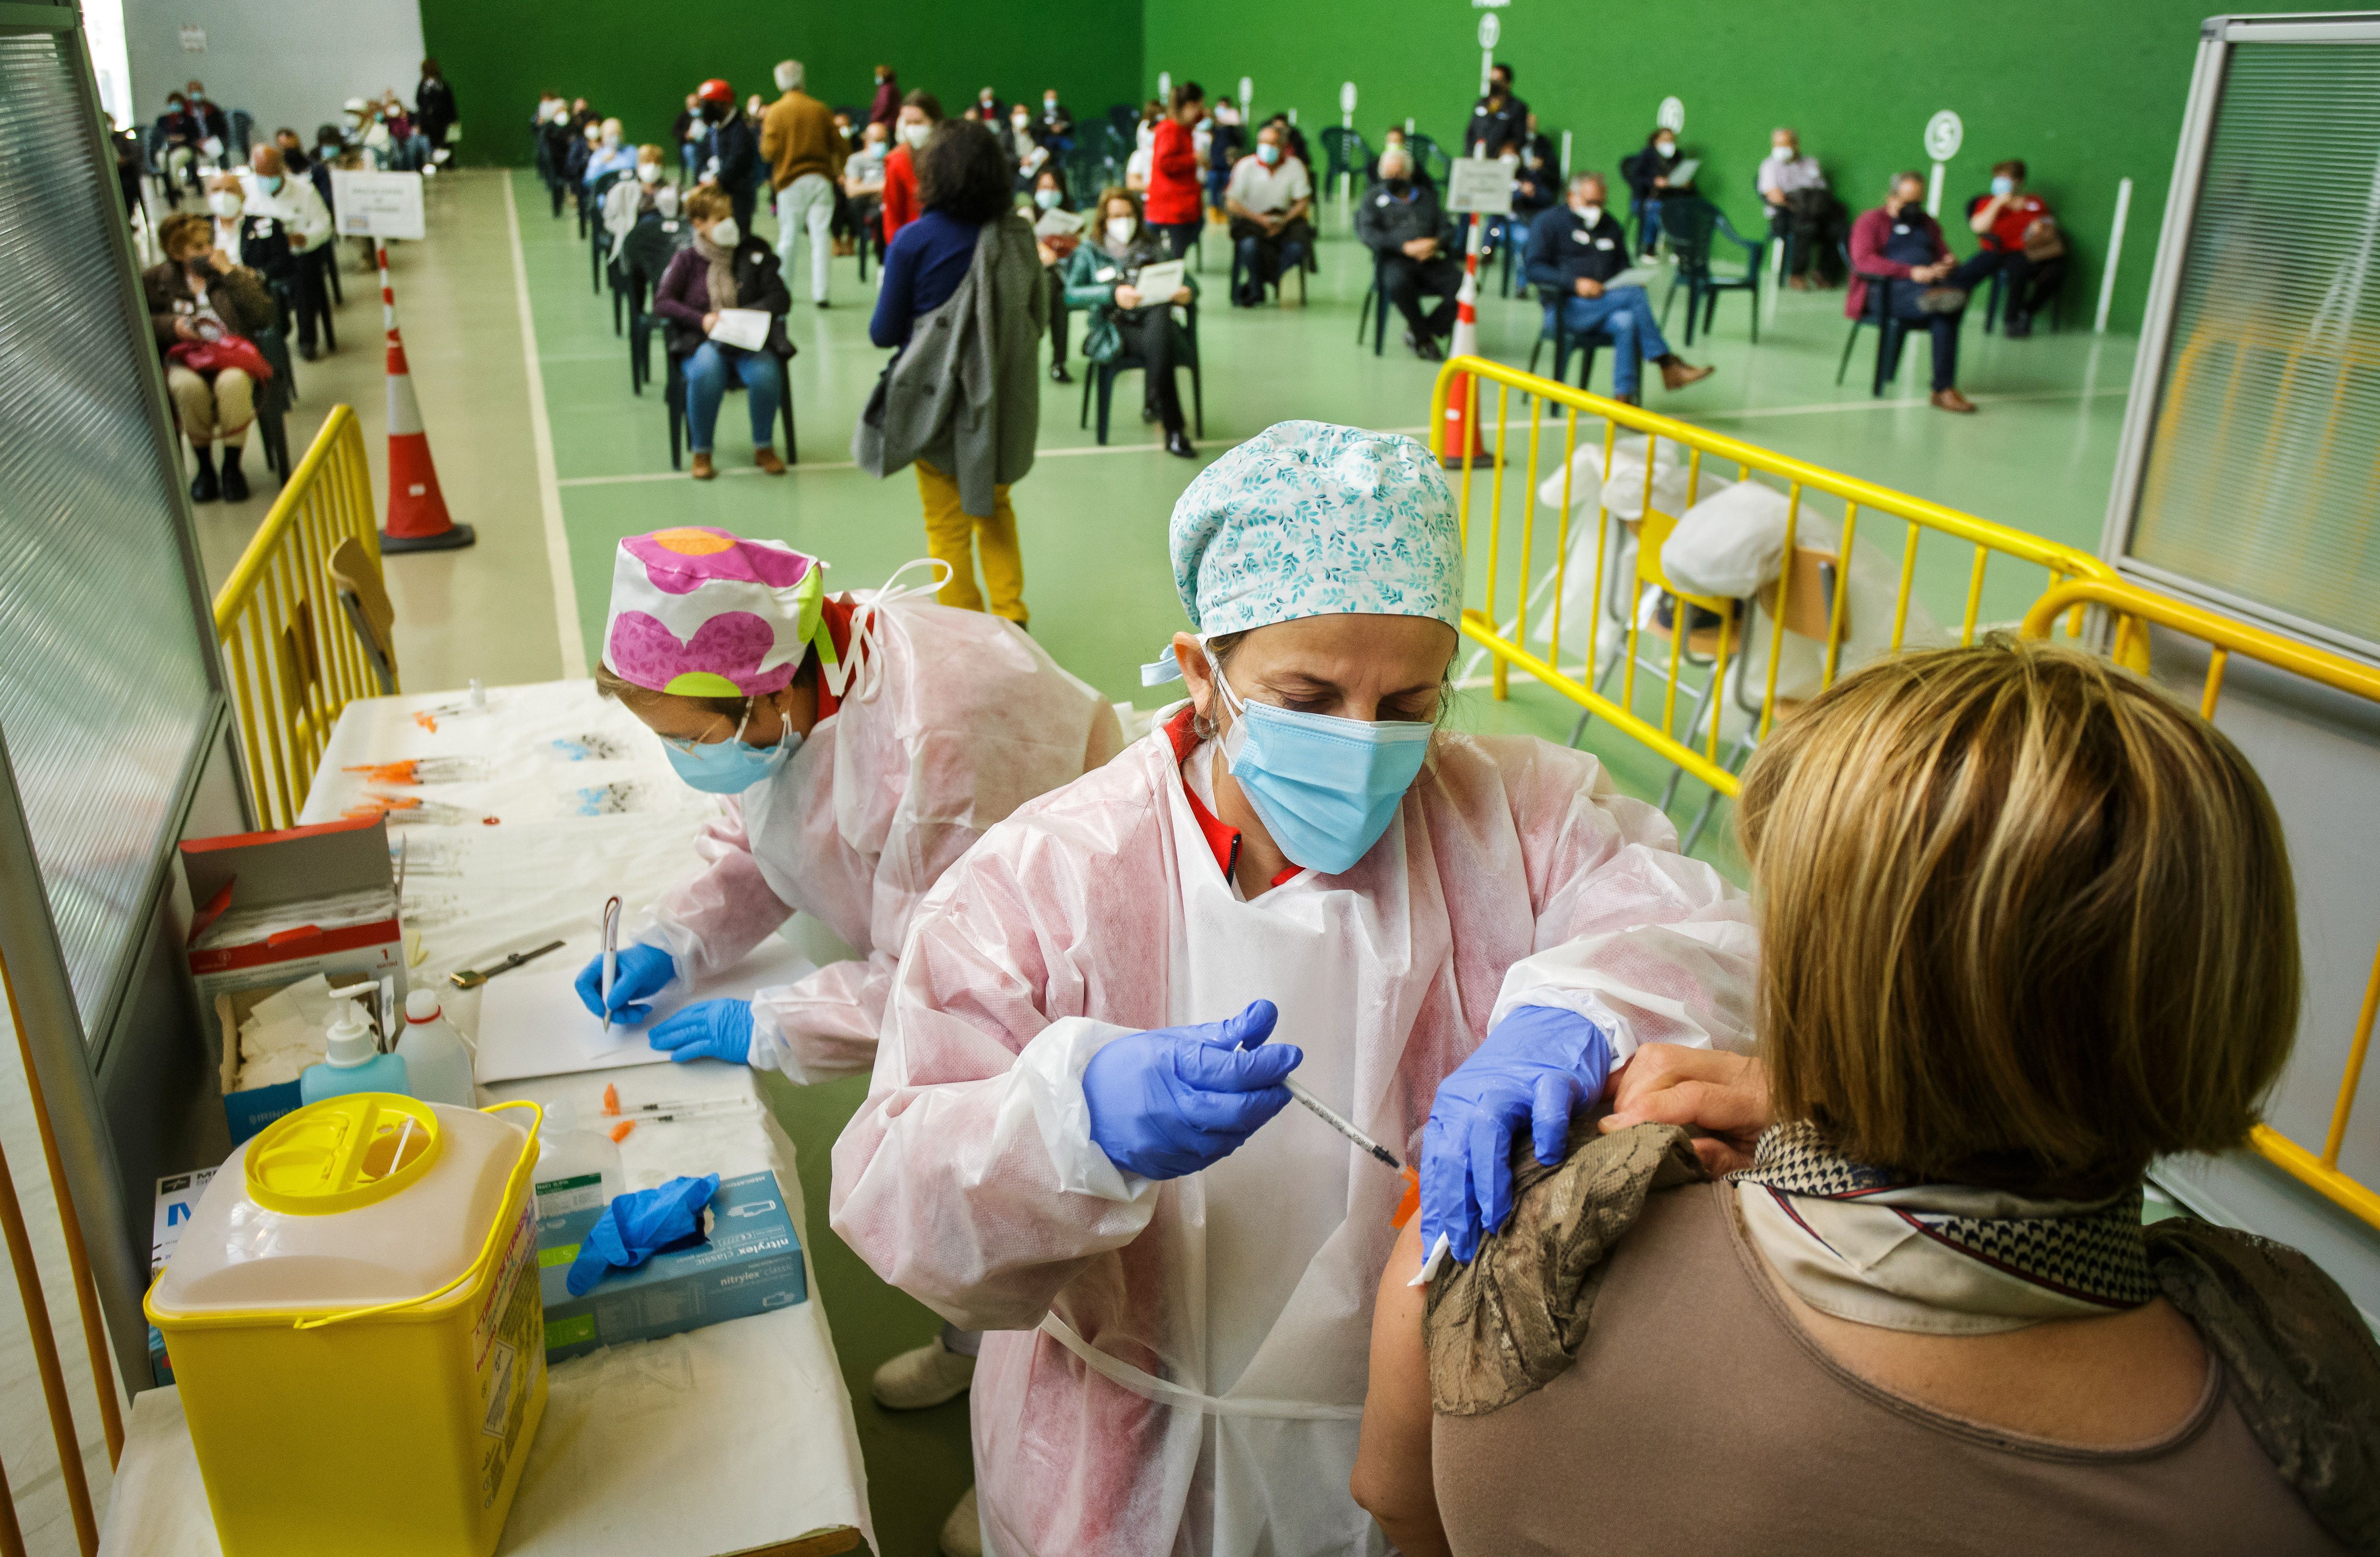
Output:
[1846, 171, 1981, 413]
[414, 59, 457, 157]
[1524, 171, 1711, 404]
[1464, 63, 1529, 160]
[1356, 145, 1460, 359]
[697, 78, 764, 231]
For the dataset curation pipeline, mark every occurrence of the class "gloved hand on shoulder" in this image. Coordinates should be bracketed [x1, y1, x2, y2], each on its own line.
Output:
[1420, 1005, 1614, 1265]
[1082, 999, 1302, 1180]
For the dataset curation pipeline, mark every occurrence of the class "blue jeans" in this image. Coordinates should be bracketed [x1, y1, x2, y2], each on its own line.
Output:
[683, 342, 780, 454]
[1553, 286, 1672, 397]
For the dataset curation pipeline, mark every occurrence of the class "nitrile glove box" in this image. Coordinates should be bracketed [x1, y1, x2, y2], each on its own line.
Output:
[535, 1170, 805, 1363]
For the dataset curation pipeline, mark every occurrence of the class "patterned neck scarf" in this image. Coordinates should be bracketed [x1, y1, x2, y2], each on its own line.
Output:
[1733, 1122, 2156, 1335]
[694, 231, 738, 313]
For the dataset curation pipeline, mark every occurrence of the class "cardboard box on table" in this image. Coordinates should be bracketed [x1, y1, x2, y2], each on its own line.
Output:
[179, 815, 406, 1142]
[535, 1170, 806, 1362]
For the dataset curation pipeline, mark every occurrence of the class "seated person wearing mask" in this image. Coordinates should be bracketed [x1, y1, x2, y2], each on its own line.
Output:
[1759, 127, 1846, 288]
[1028, 168, 1080, 383]
[830, 421, 1754, 1557]
[1356, 145, 1460, 360]
[1619, 127, 1685, 256]
[1512, 113, 1559, 219]
[652, 185, 793, 478]
[602, 144, 681, 263]
[1355, 637, 2371, 1557]
[1005, 102, 1049, 194]
[1523, 172, 1713, 404]
[1062, 186, 1199, 457]
[1224, 122, 1313, 307]
[1037, 89, 1073, 150]
[1848, 171, 1984, 414]
[1963, 159, 2067, 337]
[1464, 62, 1528, 160]
[145, 210, 274, 503]
[843, 119, 892, 248]
[236, 147, 332, 359]
[584, 116, 637, 187]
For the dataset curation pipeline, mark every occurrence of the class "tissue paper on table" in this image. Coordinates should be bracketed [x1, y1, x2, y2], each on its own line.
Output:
[233, 975, 343, 1091]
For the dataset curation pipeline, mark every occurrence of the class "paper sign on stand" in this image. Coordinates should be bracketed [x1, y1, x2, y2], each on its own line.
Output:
[330, 170, 425, 240]
[1447, 158, 1516, 215]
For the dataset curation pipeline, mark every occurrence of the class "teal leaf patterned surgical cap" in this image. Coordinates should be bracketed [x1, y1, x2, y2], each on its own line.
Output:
[1169, 421, 1464, 636]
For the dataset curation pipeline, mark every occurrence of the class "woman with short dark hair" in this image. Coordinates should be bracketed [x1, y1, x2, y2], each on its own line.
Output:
[863, 118, 1045, 626]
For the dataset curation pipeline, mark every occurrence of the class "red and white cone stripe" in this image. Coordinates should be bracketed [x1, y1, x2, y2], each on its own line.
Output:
[1437, 215, 1496, 466]
[377, 239, 463, 545]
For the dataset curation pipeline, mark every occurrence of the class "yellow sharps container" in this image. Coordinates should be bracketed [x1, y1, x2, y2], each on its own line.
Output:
[146, 1093, 546, 1557]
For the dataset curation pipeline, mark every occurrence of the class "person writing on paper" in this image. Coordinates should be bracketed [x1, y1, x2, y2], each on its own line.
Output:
[828, 421, 1755, 1557]
[1524, 171, 1714, 406]
[651, 185, 793, 480]
[1353, 639, 2366, 1557]
[580, 526, 1122, 1084]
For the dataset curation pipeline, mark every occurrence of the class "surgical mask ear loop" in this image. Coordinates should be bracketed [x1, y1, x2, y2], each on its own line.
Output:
[1199, 645, 1247, 744]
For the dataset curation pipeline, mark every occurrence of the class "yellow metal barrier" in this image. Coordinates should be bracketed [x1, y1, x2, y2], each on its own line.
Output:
[2020, 578, 2380, 1232]
[211, 405, 389, 830]
[1429, 357, 2119, 800]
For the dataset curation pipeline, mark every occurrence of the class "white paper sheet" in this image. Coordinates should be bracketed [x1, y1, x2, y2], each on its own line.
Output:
[707, 307, 771, 351]
[472, 937, 816, 1082]
[1131, 259, 1186, 303]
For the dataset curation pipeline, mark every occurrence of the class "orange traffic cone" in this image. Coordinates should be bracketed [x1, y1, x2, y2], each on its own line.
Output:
[1436, 216, 1499, 469]
[376, 239, 474, 553]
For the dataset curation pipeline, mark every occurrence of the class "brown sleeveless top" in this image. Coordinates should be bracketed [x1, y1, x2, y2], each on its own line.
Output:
[1430, 1181, 2340, 1556]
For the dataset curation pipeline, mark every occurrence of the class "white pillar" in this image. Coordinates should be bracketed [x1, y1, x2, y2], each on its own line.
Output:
[2094, 176, 2134, 334]
[1925, 162, 1944, 218]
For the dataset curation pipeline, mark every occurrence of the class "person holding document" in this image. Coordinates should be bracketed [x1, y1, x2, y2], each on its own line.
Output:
[653, 184, 794, 479]
[1062, 187, 1198, 457]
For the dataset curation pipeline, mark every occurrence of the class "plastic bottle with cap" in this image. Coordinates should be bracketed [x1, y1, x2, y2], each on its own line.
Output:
[299, 1000, 410, 1106]
[531, 1100, 624, 1219]
[395, 988, 475, 1106]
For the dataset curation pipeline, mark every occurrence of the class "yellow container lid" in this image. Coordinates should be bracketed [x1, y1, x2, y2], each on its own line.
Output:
[149, 1096, 533, 1324]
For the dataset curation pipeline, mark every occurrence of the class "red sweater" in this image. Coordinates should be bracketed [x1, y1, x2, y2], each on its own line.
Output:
[1845, 204, 1950, 321]
[881, 145, 919, 244]
[1145, 117, 1202, 225]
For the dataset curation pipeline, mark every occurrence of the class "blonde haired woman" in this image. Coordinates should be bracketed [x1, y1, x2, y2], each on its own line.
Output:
[1355, 637, 2375, 1556]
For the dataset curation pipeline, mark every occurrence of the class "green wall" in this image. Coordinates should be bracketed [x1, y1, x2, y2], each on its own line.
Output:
[421, 0, 1144, 170]
[1142, 0, 2301, 333]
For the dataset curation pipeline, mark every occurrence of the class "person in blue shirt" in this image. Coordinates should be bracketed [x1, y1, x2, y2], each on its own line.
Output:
[1524, 171, 1712, 404]
[583, 118, 637, 187]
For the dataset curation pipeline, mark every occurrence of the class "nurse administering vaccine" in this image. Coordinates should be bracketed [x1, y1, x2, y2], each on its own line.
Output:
[831, 422, 1758, 1557]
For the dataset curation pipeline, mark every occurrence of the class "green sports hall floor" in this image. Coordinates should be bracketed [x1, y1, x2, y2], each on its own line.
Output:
[205, 167, 2138, 1553]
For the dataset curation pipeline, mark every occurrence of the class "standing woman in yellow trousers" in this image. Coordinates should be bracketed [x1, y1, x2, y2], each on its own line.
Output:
[856, 118, 1045, 626]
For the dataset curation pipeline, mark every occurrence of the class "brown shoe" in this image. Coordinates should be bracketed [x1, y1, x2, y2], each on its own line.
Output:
[754, 447, 786, 475]
[1931, 388, 1978, 414]
[691, 452, 717, 480]
[1787, 274, 1812, 292]
[1660, 358, 1714, 392]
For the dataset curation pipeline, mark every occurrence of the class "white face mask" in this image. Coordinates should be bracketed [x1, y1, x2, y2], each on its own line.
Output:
[1576, 203, 1602, 225]
[1770, 144, 1792, 162]
[601, 130, 621, 148]
[636, 163, 660, 184]
[1106, 217, 1136, 246]
[654, 185, 681, 217]
[708, 216, 740, 247]
[1012, 114, 1030, 130]
[1034, 188, 1063, 209]
[899, 122, 929, 149]
[1257, 142, 1280, 165]
[207, 191, 242, 218]
[1656, 141, 1675, 157]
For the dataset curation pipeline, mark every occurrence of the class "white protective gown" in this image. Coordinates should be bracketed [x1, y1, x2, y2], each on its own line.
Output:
[639, 595, 1123, 1081]
[830, 709, 1758, 1557]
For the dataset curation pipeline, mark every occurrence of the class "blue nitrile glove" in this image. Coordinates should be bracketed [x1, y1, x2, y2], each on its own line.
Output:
[1081, 1000, 1304, 1180]
[647, 998, 754, 1065]
[1421, 1005, 1614, 1265]
[564, 1173, 721, 1296]
[574, 942, 676, 1026]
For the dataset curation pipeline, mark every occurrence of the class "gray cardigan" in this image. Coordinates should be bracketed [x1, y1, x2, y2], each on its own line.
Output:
[853, 211, 1045, 518]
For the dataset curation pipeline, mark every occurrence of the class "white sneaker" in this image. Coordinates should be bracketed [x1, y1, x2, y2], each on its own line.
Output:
[937, 1486, 981, 1557]
[871, 1336, 977, 1410]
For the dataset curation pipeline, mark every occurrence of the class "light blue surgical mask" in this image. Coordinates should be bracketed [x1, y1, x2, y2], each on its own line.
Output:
[1991, 175, 2016, 197]
[661, 702, 800, 794]
[1205, 649, 1434, 875]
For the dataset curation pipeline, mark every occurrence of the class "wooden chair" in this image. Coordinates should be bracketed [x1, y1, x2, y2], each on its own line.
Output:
[327, 536, 400, 695]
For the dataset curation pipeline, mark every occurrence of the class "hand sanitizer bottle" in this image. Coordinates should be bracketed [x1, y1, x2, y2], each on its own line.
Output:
[395, 988, 475, 1105]
[300, 1000, 410, 1105]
